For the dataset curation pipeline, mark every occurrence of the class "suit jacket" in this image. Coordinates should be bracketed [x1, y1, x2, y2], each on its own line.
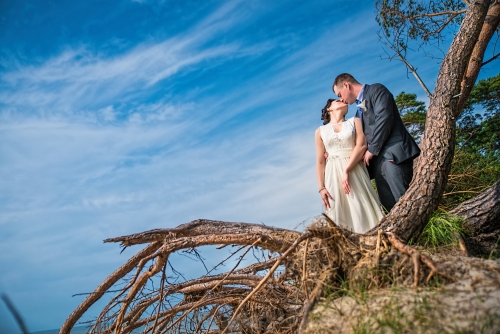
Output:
[361, 84, 420, 167]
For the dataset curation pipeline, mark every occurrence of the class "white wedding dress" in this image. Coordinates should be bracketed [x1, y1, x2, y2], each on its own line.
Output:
[320, 117, 383, 233]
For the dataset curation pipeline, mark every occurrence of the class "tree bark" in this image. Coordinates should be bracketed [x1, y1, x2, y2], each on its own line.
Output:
[458, 1, 500, 112]
[373, 0, 495, 242]
[451, 180, 500, 256]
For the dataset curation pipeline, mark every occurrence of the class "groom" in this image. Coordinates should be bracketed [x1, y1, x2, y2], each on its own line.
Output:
[332, 73, 420, 212]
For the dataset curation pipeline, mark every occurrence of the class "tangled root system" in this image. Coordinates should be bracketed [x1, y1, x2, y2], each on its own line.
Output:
[60, 215, 450, 334]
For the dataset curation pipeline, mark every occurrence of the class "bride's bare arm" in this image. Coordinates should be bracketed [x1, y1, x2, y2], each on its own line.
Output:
[342, 118, 367, 194]
[315, 128, 332, 209]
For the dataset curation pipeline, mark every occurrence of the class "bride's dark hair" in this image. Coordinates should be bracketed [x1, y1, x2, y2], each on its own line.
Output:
[321, 99, 340, 125]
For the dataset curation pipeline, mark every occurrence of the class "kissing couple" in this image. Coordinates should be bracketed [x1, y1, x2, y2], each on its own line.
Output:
[315, 73, 420, 233]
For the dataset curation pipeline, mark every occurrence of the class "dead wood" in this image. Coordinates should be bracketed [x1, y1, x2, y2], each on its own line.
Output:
[60, 242, 162, 334]
[103, 219, 301, 252]
[61, 217, 451, 334]
[451, 179, 500, 256]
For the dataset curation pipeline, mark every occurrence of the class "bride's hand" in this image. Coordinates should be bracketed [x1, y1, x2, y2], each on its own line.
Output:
[319, 188, 333, 210]
[342, 170, 350, 194]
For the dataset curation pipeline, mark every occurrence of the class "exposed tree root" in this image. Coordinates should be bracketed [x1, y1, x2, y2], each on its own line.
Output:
[451, 180, 500, 257]
[61, 217, 454, 334]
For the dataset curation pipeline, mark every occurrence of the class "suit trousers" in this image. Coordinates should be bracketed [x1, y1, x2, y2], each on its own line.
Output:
[372, 156, 414, 212]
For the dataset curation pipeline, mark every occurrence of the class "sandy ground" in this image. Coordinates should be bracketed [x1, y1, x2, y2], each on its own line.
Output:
[305, 255, 500, 333]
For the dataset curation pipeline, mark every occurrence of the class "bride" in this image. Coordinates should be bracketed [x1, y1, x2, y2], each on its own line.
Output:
[315, 99, 383, 233]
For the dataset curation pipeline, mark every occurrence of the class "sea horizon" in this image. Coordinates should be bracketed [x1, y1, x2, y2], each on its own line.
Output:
[31, 326, 88, 334]
[31, 325, 146, 334]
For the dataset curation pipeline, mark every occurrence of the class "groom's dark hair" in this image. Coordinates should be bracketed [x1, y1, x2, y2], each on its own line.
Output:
[333, 73, 360, 90]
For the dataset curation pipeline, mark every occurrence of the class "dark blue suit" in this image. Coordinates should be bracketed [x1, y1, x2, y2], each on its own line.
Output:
[358, 83, 420, 211]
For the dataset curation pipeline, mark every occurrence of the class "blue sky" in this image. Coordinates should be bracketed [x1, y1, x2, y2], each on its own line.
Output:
[0, 0, 498, 332]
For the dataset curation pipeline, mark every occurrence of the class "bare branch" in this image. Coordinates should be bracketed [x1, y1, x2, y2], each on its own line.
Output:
[394, 49, 433, 98]
[104, 219, 298, 246]
[482, 51, 500, 65]
[410, 9, 467, 19]
[160, 238, 265, 332]
[423, 13, 461, 40]
[60, 241, 162, 334]
[222, 232, 313, 334]
[378, 32, 433, 98]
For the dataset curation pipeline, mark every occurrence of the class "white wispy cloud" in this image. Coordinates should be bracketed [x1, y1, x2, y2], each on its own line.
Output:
[0, 4, 388, 278]
[0, 0, 262, 115]
[0, 2, 439, 330]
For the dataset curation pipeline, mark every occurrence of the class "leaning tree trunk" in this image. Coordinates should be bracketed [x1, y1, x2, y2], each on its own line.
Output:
[373, 0, 497, 242]
[457, 1, 500, 111]
[451, 180, 500, 256]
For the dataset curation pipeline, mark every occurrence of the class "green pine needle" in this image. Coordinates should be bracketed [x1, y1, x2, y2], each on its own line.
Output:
[417, 210, 465, 249]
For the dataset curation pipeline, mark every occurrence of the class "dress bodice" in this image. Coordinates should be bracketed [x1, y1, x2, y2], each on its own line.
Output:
[319, 118, 355, 155]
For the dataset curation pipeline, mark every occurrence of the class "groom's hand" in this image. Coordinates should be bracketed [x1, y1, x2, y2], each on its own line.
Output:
[364, 151, 374, 166]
